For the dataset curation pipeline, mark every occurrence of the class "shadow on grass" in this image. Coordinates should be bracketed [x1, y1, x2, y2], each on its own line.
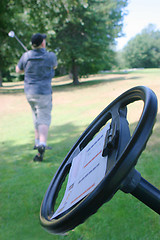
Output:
[0, 88, 24, 94]
[1, 113, 159, 239]
[2, 108, 159, 176]
[1, 122, 83, 166]
[0, 74, 142, 94]
[42, 122, 85, 163]
[52, 75, 141, 92]
[2, 110, 159, 166]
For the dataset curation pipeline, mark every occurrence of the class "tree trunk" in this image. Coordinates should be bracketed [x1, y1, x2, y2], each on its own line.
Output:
[72, 61, 80, 85]
[0, 70, 2, 87]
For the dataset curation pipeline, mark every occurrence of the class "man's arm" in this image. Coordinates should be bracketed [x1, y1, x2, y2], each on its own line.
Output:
[16, 65, 24, 74]
[51, 52, 58, 70]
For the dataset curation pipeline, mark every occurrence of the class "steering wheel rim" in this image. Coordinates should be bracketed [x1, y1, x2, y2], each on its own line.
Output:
[40, 86, 157, 234]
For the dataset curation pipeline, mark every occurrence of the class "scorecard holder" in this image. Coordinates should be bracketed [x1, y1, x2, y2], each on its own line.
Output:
[40, 86, 160, 235]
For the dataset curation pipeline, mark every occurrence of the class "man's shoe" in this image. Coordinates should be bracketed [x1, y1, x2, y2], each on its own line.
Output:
[38, 145, 46, 154]
[33, 153, 43, 162]
[33, 145, 45, 162]
[33, 145, 52, 150]
[45, 145, 52, 150]
[33, 145, 38, 150]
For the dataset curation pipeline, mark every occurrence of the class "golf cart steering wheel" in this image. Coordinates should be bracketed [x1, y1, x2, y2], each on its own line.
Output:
[40, 86, 159, 235]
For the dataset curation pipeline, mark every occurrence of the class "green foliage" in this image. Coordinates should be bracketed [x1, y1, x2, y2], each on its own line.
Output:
[0, 0, 128, 85]
[122, 24, 160, 68]
[48, 0, 128, 83]
[0, 0, 34, 85]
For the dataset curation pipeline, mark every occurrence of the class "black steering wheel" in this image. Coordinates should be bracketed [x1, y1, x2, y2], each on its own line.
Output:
[40, 86, 159, 235]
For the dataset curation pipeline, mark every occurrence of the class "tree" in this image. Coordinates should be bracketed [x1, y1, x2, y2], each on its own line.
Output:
[122, 24, 160, 68]
[0, 0, 31, 86]
[0, 0, 16, 86]
[25, 0, 128, 84]
[0, 0, 128, 85]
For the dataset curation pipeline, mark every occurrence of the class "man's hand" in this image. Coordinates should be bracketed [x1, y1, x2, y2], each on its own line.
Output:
[16, 65, 24, 74]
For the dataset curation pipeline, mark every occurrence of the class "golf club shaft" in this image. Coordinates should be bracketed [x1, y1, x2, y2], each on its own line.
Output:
[15, 35, 28, 52]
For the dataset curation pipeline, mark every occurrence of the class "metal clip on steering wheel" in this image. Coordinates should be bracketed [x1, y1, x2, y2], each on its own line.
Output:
[40, 86, 160, 235]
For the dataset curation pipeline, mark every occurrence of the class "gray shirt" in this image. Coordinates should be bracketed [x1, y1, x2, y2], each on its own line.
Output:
[18, 48, 57, 95]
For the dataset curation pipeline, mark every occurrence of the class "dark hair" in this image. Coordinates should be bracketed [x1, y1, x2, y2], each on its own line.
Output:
[31, 33, 46, 47]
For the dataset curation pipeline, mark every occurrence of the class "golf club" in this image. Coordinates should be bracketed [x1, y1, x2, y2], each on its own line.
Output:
[8, 31, 28, 52]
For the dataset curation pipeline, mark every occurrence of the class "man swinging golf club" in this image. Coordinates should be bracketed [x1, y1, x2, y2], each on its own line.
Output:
[16, 33, 57, 161]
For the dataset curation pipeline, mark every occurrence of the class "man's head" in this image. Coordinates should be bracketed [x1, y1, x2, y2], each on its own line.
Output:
[31, 33, 46, 48]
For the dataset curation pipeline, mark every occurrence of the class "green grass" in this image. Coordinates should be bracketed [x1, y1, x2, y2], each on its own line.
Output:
[0, 69, 160, 240]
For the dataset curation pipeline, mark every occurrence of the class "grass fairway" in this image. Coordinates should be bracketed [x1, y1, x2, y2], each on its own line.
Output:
[0, 69, 160, 240]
